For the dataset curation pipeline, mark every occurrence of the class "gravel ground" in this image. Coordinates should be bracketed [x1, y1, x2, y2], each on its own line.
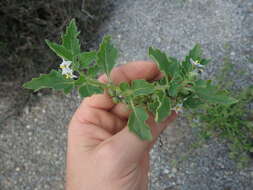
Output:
[1, 0, 253, 189]
[99, 0, 253, 189]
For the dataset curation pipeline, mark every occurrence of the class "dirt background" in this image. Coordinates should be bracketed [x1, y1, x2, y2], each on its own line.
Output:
[0, 0, 114, 122]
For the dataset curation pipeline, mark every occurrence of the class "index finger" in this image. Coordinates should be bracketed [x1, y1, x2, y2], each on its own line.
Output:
[98, 61, 162, 84]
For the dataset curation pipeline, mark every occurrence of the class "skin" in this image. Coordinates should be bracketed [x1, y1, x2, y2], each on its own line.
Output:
[66, 61, 177, 190]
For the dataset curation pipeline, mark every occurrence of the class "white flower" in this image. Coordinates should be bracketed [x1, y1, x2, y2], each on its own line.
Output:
[60, 59, 72, 69]
[59, 59, 76, 79]
[61, 67, 76, 79]
[190, 58, 204, 68]
[172, 103, 183, 114]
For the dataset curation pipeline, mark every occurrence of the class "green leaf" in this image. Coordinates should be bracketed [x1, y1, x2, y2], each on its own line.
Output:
[79, 51, 97, 69]
[194, 85, 238, 105]
[62, 19, 80, 55]
[149, 47, 180, 78]
[147, 100, 159, 115]
[200, 58, 211, 65]
[46, 40, 73, 61]
[188, 44, 202, 60]
[128, 105, 152, 140]
[131, 79, 155, 97]
[75, 74, 86, 86]
[148, 47, 171, 76]
[79, 85, 103, 98]
[182, 44, 204, 75]
[119, 82, 130, 91]
[167, 57, 180, 78]
[87, 64, 101, 77]
[23, 70, 74, 94]
[97, 35, 118, 77]
[183, 95, 204, 109]
[155, 92, 171, 122]
[167, 79, 180, 97]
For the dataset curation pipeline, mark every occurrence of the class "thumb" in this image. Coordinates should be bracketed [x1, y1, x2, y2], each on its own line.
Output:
[108, 112, 177, 163]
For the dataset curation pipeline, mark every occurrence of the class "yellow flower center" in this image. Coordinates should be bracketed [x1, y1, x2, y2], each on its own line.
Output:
[65, 74, 71, 79]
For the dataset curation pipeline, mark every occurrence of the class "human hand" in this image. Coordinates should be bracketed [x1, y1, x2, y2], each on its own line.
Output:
[66, 61, 177, 190]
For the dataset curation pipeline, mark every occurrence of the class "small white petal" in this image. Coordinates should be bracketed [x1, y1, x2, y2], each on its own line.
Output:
[61, 67, 73, 75]
[60, 59, 72, 69]
[190, 58, 204, 68]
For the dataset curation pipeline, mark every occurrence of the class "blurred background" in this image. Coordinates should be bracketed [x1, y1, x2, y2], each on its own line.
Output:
[0, 0, 253, 190]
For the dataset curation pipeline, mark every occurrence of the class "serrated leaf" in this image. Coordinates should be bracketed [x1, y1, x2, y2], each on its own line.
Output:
[149, 47, 180, 78]
[79, 51, 97, 69]
[148, 47, 171, 76]
[128, 106, 152, 140]
[155, 92, 171, 122]
[46, 40, 73, 61]
[62, 19, 80, 55]
[97, 35, 118, 77]
[79, 85, 103, 98]
[131, 79, 155, 97]
[194, 85, 238, 105]
[23, 70, 74, 94]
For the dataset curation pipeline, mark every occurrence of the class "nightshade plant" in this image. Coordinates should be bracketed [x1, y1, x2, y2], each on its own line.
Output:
[23, 19, 238, 141]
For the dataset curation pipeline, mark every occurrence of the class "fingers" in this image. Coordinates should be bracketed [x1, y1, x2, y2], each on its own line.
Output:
[110, 103, 131, 120]
[98, 61, 162, 121]
[98, 61, 161, 84]
[82, 93, 115, 111]
[73, 98, 126, 134]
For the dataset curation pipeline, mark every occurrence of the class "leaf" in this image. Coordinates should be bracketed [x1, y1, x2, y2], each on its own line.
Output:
[147, 101, 159, 115]
[97, 35, 118, 77]
[149, 47, 180, 78]
[130, 79, 155, 97]
[23, 70, 74, 94]
[155, 92, 171, 122]
[62, 19, 81, 55]
[128, 106, 152, 140]
[148, 47, 171, 76]
[79, 85, 103, 98]
[167, 79, 180, 97]
[75, 74, 86, 86]
[79, 51, 97, 69]
[46, 40, 73, 61]
[119, 82, 130, 91]
[188, 44, 202, 60]
[183, 95, 204, 109]
[200, 58, 211, 65]
[167, 57, 180, 78]
[87, 64, 101, 77]
[182, 44, 204, 75]
[194, 85, 238, 105]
